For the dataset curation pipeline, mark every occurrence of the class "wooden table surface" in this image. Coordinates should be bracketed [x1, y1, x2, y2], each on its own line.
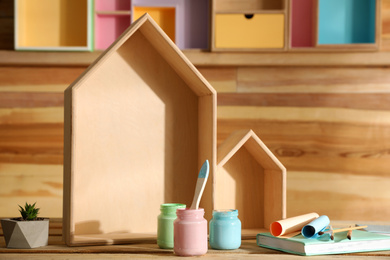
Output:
[1, 219, 390, 259]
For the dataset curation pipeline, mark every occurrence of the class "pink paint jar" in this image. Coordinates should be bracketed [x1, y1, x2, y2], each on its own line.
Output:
[173, 208, 207, 256]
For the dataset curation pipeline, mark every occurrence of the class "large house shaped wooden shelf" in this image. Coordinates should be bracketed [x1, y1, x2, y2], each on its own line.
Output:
[63, 14, 216, 246]
[215, 129, 286, 238]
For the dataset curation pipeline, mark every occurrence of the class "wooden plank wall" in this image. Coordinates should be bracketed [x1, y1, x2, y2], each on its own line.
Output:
[206, 66, 390, 221]
[0, 67, 84, 218]
[1, 0, 390, 222]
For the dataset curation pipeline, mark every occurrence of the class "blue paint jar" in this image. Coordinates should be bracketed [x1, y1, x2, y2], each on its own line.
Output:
[209, 209, 241, 250]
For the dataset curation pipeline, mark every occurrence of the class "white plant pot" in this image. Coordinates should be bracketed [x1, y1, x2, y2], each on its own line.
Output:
[1, 218, 49, 249]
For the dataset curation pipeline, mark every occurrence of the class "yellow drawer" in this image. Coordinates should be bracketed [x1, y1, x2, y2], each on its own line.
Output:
[215, 13, 285, 49]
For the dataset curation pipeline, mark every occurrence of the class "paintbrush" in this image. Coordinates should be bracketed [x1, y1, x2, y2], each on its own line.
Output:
[319, 225, 368, 240]
[190, 160, 209, 210]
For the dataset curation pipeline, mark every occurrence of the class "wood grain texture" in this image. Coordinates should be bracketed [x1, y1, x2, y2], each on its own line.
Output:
[0, 84, 68, 93]
[218, 93, 390, 110]
[0, 164, 63, 218]
[0, 67, 86, 85]
[237, 67, 390, 93]
[288, 171, 390, 221]
[218, 106, 390, 220]
[0, 67, 82, 218]
[197, 67, 237, 93]
[380, 37, 390, 51]
[1, 221, 390, 259]
[6, 50, 390, 67]
[382, 0, 390, 37]
[0, 92, 63, 108]
[0, 123, 63, 165]
[2, 63, 390, 221]
[0, 107, 63, 124]
[216, 37, 390, 221]
[2, 1, 390, 224]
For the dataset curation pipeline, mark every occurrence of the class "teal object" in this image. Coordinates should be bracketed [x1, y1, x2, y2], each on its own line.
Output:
[209, 210, 241, 250]
[318, 0, 376, 44]
[157, 203, 186, 249]
[257, 230, 390, 256]
[302, 215, 330, 239]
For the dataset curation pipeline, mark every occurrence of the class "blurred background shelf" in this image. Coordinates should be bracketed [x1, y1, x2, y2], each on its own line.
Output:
[3, 50, 390, 67]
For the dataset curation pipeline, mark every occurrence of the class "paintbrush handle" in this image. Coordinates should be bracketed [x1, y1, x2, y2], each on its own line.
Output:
[190, 177, 208, 209]
[332, 225, 367, 234]
[320, 225, 367, 235]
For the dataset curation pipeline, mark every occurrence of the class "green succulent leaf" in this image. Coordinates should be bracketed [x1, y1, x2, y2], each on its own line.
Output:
[18, 202, 40, 220]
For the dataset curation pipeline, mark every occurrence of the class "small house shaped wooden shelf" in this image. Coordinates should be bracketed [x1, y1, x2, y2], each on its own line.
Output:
[63, 14, 216, 246]
[215, 129, 286, 238]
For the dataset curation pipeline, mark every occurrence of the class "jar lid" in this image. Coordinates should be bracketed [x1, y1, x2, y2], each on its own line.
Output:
[213, 209, 238, 217]
[176, 208, 205, 216]
[160, 203, 186, 214]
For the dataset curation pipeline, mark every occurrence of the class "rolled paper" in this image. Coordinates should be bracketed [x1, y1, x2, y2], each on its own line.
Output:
[270, 212, 319, 237]
[301, 215, 330, 239]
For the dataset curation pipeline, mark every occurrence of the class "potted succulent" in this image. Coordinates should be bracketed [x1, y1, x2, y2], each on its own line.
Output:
[1, 202, 49, 248]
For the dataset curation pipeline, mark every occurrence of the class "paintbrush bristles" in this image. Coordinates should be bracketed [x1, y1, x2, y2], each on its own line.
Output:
[330, 226, 334, 240]
[318, 226, 334, 240]
[318, 226, 333, 235]
[347, 228, 353, 240]
[189, 160, 209, 210]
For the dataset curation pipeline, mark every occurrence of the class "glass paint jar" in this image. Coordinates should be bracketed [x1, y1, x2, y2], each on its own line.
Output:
[209, 209, 241, 250]
[173, 208, 208, 256]
[157, 203, 186, 249]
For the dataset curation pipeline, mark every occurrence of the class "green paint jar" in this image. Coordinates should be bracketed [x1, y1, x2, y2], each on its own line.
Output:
[157, 203, 186, 249]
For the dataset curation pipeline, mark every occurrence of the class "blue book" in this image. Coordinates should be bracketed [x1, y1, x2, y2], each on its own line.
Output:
[257, 230, 390, 256]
